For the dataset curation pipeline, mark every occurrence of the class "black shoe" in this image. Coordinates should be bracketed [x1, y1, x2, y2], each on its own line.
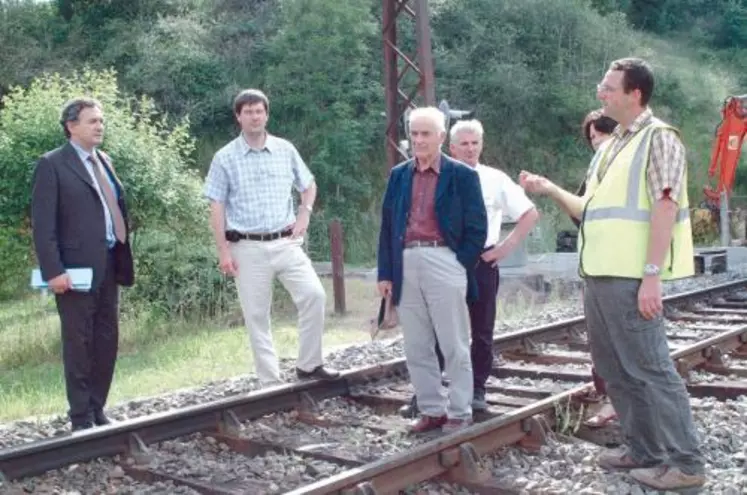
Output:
[93, 411, 112, 426]
[472, 388, 488, 411]
[399, 395, 419, 418]
[71, 422, 94, 432]
[296, 365, 340, 381]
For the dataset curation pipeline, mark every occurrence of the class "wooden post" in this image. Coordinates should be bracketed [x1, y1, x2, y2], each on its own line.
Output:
[329, 219, 346, 314]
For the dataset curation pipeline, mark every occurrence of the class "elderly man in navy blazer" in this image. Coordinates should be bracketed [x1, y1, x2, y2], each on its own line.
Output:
[377, 106, 487, 433]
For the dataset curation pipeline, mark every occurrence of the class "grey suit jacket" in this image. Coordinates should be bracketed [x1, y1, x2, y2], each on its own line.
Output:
[31, 142, 134, 290]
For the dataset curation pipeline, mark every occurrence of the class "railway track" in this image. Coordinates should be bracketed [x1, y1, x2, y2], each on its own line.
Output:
[3, 279, 747, 494]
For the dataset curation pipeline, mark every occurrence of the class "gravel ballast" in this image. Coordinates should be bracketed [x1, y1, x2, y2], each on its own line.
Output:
[487, 396, 747, 494]
[1, 267, 746, 494]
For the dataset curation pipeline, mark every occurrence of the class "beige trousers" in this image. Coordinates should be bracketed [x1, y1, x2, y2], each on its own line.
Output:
[230, 237, 326, 385]
[399, 246, 473, 420]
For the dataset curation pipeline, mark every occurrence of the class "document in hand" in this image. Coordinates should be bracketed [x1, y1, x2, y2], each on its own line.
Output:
[30, 268, 93, 291]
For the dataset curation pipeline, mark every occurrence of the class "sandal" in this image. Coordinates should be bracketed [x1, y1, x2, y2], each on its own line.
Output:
[583, 402, 618, 428]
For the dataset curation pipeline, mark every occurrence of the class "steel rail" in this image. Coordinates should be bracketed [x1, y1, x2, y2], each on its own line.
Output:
[0, 361, 407, 480]
[0, 278, 745, 483]
[286, 383, 589, 495]
[288, 321, 747, 494]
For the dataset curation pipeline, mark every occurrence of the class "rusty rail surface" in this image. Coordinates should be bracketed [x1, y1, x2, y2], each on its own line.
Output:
[1, 278, 746, 485]
[289, 293, 747, 494]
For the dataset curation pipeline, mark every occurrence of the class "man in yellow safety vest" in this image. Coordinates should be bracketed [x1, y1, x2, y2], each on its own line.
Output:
[519, 58, 704, 492]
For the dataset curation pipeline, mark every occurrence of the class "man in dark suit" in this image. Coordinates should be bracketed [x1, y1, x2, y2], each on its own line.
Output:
[31, 97, 134, 432]
[378, 106, 487, 434]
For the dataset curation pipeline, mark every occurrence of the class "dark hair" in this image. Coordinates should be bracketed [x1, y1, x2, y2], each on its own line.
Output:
[60, 97, 102, 138]
[609, 57, 654, 106]
[581, 109, 618, 149]
[233, 89, 269, 115]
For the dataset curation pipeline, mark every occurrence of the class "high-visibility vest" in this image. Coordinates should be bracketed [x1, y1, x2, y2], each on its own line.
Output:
[578, 118, 694, 280]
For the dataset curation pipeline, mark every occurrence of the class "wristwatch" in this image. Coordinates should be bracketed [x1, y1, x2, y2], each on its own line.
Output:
[643, 264, 660, 277]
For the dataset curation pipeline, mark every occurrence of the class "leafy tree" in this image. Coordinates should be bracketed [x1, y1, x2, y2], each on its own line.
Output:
[259, 0, 384, 261]
[56, 0, 191, 22]
[0, 2, 72, 102]
[432, 0, 635, 182]
[122, 15, 229, 133]
[715, 0, 747, 48]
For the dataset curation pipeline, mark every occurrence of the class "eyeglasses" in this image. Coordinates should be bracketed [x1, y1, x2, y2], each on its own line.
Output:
[596, 83, 617, 93]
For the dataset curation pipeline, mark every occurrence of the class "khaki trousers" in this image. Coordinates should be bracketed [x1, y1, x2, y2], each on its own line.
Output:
[399, 246, 473, 420]
[230, 237, 326, 385]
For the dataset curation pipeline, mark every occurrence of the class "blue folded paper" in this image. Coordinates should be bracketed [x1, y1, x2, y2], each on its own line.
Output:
[30, 268, 93, 292]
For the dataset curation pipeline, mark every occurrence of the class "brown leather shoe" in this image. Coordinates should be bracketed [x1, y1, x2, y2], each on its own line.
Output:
[630, 466, 705, 492]
[441, 418, 473, 434]
[598, 448, 658, 471]
[409, 415, 447, 433]
[296, 365, 340, 380]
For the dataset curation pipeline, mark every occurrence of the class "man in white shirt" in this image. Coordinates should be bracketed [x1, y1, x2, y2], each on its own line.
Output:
[450, 119, 539, 410]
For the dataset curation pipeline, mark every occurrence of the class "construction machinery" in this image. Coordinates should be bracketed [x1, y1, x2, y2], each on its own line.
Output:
[703, 94, 747, 208]
[691, 95, 747, 244]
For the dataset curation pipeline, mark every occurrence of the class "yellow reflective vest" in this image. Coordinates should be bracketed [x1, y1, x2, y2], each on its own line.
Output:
[578, 118, 694, 280]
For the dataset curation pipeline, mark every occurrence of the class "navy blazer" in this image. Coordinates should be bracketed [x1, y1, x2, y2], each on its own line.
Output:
[377, 153, 488, 306]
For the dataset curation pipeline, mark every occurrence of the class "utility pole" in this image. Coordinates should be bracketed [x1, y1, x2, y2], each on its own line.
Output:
[382, 0, 436, 170]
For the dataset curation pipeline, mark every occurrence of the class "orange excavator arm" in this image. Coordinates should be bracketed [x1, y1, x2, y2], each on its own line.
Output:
[704, 95, 747, 205]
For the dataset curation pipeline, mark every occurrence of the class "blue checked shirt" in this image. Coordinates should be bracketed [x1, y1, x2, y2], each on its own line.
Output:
[203, 134, 315, 233]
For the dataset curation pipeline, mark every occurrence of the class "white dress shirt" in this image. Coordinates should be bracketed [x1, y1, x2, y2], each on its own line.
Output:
[474, 164, 535, 247]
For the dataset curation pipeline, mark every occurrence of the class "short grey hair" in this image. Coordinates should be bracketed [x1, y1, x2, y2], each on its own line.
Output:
[408, 106, 446, 133]
[60, 97, 102, 138]
[449, 119, 484, 141]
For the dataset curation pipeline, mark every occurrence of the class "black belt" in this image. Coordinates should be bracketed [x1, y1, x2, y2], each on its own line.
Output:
[226, 229, 292, 242]
[404, 239, 447, 249]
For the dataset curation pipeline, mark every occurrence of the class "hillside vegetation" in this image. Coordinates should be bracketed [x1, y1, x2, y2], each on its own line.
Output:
[0, 0, 746, 307]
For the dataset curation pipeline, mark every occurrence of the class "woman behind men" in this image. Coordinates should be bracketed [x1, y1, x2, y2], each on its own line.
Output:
[577, 109, 619, 427]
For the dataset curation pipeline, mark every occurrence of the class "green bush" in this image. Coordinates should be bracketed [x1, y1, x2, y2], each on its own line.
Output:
[124, 230, 236, 320]
[0, 227, 33, 301]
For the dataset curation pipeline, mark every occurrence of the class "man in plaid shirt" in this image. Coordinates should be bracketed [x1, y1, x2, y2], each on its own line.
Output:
[204, 89, 339, 386]
[520, 58, 704, 492]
